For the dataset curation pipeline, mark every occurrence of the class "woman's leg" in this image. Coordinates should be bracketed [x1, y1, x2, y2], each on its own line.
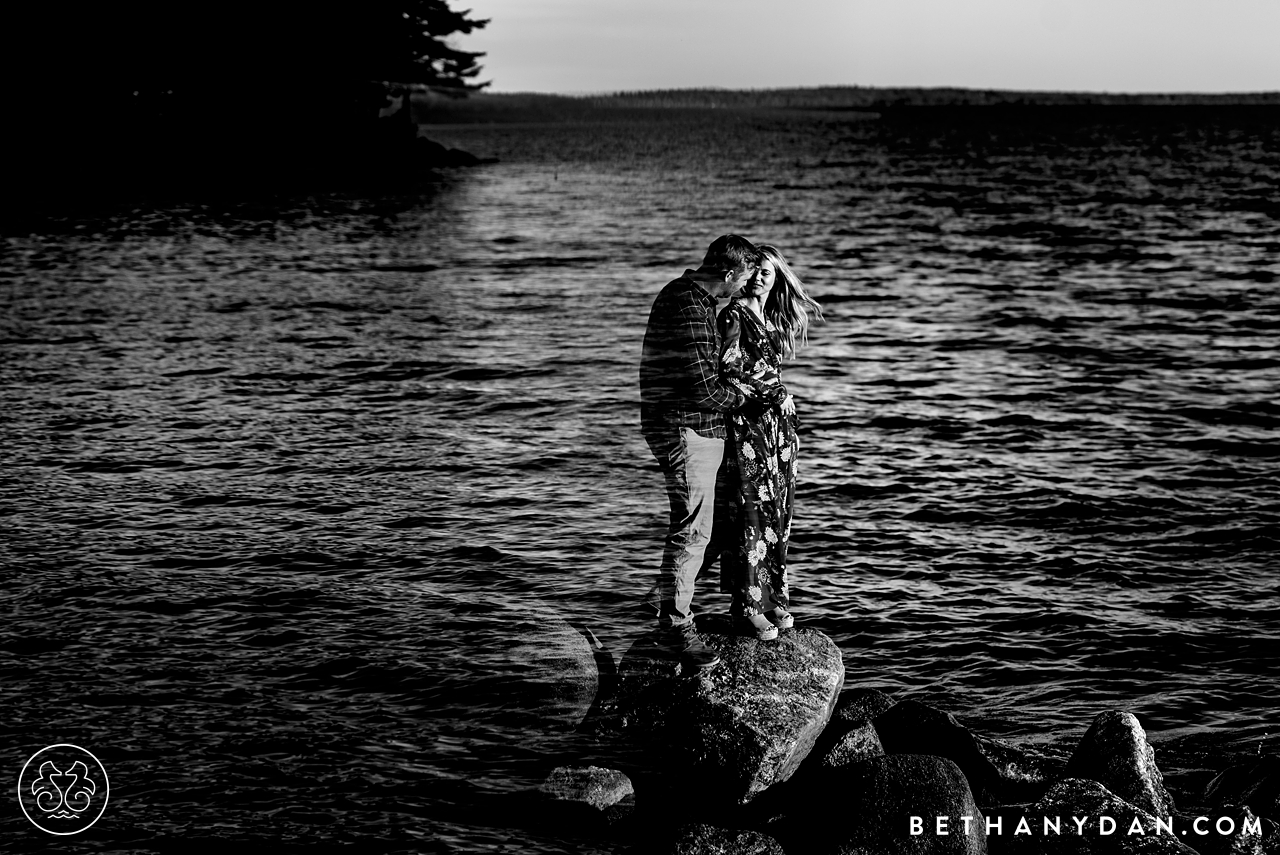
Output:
[773, 429, 799, 611]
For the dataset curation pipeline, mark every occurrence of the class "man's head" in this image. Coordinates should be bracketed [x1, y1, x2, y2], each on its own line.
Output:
[698, 234, 761, 298]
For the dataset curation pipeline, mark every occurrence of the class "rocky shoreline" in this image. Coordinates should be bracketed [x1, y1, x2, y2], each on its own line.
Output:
[517, 618, 1279, 854]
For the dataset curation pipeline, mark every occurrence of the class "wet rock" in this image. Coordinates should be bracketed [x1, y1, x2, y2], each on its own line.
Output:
[873, 699, 1004, 804]
[588, 626, 844, 806]
[417, 136, 498, 166]
[822, 721, 885, 770]
[538, 765, 634, 811]
[987, 777, 1196, 854]
[1205, 758, 1280, 823]
[521, 765, 635, 838]
[1064, 711, 1176, 819]
[662, 822, 785, 854]
[1264, 818, 1280, 855]
[1173, 805, 1264, 855]
[831, 686, 897, 728]
[976, 735, 1071, 803]
[779, 687, 893, 786]
[796, 753, 987, 854]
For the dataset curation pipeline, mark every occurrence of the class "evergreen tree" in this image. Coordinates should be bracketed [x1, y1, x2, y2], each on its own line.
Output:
[364, 1, 490, 95]
[9, 2, 493, 201]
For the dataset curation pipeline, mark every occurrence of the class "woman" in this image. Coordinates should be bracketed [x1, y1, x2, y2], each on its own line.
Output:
[719, 245, 823, 641]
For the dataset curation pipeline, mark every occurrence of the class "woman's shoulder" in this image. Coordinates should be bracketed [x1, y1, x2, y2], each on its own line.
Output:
[718, 299, 747, 328]
[720, 299, 747, 317]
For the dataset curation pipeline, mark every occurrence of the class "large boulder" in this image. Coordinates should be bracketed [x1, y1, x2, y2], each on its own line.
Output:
[794, 753, 988, 854]
[987, 778, 1197, 854]
[589, 625, 845, 806]
[874, 699, 1005, 804]
[1064, 712, 1176, 819]
[1204, 757, 1280, 823]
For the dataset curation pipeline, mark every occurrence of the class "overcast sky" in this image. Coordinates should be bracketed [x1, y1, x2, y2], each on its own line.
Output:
[459, 0, 1280, 94]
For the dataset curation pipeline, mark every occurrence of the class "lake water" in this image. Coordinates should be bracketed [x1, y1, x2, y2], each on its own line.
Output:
[2, 104, 1278, 852]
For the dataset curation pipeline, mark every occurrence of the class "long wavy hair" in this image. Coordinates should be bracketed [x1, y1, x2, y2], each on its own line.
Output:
[759, 245, 823, 359]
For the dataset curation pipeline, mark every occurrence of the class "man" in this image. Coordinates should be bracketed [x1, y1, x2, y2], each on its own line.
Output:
[639, 234, 784, 673]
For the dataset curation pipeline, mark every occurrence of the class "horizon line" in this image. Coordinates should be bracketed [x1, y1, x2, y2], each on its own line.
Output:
[474, 84, 1280, 99]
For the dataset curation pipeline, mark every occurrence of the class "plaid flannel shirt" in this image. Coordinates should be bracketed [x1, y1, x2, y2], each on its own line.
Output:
[640, 272, 744, 439]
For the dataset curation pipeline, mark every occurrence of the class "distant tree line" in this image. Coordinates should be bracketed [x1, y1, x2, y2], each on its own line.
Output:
[595, 87, 1280, 109]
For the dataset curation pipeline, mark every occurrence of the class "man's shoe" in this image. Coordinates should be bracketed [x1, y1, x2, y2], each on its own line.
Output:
[768, 607, 795, 630]
[741, 613, 779, 641]
[667, 622, 720, 673]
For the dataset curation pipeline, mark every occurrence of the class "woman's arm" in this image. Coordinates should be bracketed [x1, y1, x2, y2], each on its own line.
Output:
[719, 306, 788, 405]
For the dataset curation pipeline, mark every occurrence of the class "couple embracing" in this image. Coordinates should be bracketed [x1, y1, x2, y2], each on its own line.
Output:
[640, 235, 823, 674]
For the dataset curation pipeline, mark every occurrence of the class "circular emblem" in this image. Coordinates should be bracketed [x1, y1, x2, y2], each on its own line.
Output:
[17, 744, 110, 835]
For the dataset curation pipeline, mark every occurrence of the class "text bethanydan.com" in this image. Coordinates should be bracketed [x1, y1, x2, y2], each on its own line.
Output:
[910, 814, 1259, 838]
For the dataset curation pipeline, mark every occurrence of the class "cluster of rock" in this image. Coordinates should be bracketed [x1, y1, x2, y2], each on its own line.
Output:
[520, 617, 1279, 854]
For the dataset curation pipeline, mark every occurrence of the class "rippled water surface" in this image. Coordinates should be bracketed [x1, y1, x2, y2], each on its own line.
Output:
[3, 106, 1279, 851]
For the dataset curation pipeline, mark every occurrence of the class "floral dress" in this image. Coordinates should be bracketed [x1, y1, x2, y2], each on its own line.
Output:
[717, 301, 799, 619]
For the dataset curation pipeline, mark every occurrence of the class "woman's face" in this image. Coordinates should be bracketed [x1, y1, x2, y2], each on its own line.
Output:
[748, 259, 777, 300]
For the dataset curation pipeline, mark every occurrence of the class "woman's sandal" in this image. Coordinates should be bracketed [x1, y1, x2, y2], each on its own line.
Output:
[742, 612, 779, 641]
[769, 607, 795, 630]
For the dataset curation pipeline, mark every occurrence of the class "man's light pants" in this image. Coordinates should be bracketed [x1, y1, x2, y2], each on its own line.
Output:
[644, 427, 725, 629]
